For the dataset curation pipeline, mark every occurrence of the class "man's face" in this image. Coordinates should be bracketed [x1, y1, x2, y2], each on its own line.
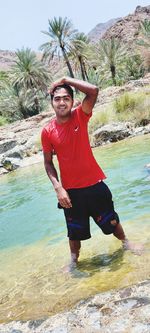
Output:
[52, 87, 73, 120]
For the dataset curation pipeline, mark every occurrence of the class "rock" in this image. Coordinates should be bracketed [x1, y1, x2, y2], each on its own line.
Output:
[93, 122, 133, 146]
[135, 5, 150, 14]
[4, 146, 24, 159]
[0, 166, 8, 175]
[132, 124, 150, 136]
[0, 280, 150, 333]
[1, 158, 21, 171]
[0, 140, 17, 154]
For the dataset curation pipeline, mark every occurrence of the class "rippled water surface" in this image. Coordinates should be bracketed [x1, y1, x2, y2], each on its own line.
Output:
[0, 134, 150, 323]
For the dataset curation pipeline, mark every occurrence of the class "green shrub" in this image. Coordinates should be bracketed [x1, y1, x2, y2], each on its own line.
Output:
[114, 91, 150, 123]
[0, 116, 8, 126]
[114, 93, 138, 113]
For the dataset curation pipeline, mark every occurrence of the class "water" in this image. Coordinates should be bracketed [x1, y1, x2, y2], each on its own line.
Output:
[0, 134, 150, 323]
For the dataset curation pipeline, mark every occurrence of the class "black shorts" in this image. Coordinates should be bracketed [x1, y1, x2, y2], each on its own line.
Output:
[58, 181, 120, 241]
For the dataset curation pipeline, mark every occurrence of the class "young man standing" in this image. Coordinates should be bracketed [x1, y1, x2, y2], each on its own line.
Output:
[41, 77, 139, 270]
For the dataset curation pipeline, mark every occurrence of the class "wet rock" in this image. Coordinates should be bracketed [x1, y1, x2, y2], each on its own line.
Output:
[1, 158, 21, 171]
[0, 280, 150, 332]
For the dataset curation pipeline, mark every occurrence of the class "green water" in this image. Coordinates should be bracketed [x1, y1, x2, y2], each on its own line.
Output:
[0, 134, 150, 323]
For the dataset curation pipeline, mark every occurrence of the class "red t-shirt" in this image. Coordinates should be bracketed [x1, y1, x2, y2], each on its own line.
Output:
[41, 104, 106, 189]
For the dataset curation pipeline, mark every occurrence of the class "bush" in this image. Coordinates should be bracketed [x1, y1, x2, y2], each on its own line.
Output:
[114, 91, 150, 124]
[114, 93, 138, 113]
[0, 116, 9, 126]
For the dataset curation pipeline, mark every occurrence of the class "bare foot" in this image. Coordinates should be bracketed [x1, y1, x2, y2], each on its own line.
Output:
[122, 239, 144, 255]
[62, 261, 77, 273]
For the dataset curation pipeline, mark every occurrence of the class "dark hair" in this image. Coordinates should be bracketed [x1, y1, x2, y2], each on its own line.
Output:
[51, 84, 74, 101]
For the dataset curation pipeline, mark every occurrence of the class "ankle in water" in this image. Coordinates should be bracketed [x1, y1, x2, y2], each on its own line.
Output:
[71, 253, 78, 263]
[122, 238, 129, 250]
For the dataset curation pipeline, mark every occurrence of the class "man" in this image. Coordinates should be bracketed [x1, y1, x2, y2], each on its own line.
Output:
[41, 77, 139, 270]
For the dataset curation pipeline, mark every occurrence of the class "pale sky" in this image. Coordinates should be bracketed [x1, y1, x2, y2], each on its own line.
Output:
[0, 0, 149, 51]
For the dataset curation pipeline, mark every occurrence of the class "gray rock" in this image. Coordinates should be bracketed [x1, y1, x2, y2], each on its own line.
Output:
[0, 166, 8, 175]
[4, 146, 24, 159]
[0, 140, 17, 154]
[93, 122, 133, 146]
[28, 319, 46, 329]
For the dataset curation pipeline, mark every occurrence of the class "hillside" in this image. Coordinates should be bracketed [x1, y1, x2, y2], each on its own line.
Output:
[102, 5, 150, 50]
[87, 18, 121, 43]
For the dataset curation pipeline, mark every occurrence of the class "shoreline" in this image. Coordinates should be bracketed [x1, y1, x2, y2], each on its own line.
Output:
[1, 131, 150, 177]
[0, 279, 150, 332]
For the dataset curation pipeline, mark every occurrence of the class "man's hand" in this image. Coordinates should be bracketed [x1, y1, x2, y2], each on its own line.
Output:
[49, 77, 66, 94]
[55, 186, 72, 209]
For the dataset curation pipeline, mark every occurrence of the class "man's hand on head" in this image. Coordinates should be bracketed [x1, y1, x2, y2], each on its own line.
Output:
[49, 77, 66, 95]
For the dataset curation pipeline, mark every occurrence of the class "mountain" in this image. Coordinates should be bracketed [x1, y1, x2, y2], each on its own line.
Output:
[87, 18, 121, 43]
[100, 5, 150, 50]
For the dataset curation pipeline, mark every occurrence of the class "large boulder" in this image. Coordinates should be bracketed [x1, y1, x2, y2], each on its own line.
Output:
[93, 122, 133, 146]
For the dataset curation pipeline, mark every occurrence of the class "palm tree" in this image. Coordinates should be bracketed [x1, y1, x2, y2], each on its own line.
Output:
[94, 37, 125, 86]
[69, 33, 90, 80]
[12, 48, 50, 91]
[123, 54, 145, 80]
[40, 17, 77, 78]
[11, 48, 50, 115]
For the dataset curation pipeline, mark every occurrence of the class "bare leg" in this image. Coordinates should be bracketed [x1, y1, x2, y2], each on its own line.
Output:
[69, 240, 81, 265]
[62, 240, 81, 272]
[113, 222, 143, 255]
[113, 222, 126, 241]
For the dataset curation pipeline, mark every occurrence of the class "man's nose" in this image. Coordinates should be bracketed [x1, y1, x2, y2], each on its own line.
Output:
[59, 98, 65, 104]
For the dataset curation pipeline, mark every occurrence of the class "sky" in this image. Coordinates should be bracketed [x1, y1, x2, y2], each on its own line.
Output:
[0, 0, 149, 51]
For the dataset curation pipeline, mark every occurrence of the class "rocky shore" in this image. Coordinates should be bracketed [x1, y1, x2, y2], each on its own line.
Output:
[0, 279, 150, 333]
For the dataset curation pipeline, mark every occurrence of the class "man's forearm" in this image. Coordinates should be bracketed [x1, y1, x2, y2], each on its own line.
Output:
[44, 160, 72, 208]
[44, 160, 61, 191]
[62, 77, 98, 96]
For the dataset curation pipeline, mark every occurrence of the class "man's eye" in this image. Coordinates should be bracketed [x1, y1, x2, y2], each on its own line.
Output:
[64, 97, 70, 101]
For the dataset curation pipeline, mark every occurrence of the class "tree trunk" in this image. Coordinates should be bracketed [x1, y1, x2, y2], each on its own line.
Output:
[110, 64, 116, 85]
[34, 96, 40, 115]
[61, 47, 74, 78]
[78, 56, 86, 80]
[83, 61, 89, 80]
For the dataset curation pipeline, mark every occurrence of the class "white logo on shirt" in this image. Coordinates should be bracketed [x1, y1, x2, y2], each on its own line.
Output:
[74, 126, 79, 132]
